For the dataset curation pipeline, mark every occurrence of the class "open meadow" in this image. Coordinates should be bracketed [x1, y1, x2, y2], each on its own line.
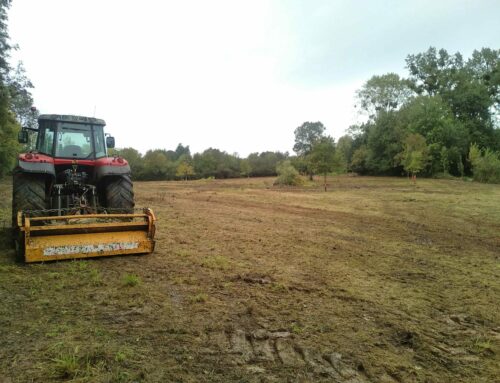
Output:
[0, 176, 499, 382]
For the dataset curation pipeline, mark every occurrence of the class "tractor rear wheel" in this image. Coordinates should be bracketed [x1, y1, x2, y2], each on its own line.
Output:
[11, 173, 47, 229]
[104, 175, 135, 213]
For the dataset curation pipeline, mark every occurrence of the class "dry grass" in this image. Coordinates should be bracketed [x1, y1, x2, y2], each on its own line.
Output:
[0, 175, 499, 382]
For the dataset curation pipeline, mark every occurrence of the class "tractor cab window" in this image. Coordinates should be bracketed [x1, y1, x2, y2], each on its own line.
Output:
[38, 126, 55, 155]
[55, 124, 93, 158]
[93, 125, 106, 158]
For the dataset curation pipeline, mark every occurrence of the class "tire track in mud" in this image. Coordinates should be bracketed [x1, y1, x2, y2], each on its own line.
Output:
[201, 328, 369, 382]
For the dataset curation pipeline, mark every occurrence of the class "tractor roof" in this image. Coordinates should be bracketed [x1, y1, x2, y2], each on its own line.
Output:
[38, 114, 106, 126]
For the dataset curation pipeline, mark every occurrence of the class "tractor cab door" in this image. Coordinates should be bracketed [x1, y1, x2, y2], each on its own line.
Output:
[37, 125, 55, 155]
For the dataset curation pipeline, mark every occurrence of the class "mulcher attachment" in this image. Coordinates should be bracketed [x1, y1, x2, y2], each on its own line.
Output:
[14, 209, 156, 263]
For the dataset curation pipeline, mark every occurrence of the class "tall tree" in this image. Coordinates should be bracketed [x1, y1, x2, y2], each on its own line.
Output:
[0, 0, 21, 178]
[356, 73, 414, 118]
[0, 0, 12, 79]
[240, 159, 252, 178]
[406, 47, 464, 96]
[0, 83, 19, 177]
[396, 133, 430, 179]
[293, 121, 325, 156]
[293, 121, 325, 179]
[176, 161, 194, 180]
[364, 111, 404, 174]
[406, 47, 499, 150]
[7, 62, 38, 128]
[335, 135, 354, 172]
[309, 136, 337, 191]
[143, 150, 172, 180]
[466, 48, 500, 117]
[175, 143, 191, 160]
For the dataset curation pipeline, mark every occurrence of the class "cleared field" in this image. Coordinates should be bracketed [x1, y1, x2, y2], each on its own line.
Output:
[0, 176, 499, 382]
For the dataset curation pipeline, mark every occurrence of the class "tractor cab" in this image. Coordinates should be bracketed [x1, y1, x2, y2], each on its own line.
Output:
[19, 114, 115, 160]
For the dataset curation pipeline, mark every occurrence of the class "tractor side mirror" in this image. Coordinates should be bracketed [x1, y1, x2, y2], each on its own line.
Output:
[18, 130, 28, 144]
[106, 136, 115, 149]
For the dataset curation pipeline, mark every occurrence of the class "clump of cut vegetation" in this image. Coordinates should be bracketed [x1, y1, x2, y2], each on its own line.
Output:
[274, 160, 304, 186]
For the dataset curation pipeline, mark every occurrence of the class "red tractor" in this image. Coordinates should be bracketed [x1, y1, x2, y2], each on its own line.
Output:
[13, 114, 155, 262]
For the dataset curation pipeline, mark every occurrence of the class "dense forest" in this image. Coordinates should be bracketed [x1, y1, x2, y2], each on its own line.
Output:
[0, 0, 498, 183]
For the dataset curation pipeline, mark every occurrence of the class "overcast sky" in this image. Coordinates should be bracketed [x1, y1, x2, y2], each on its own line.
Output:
[8, 0, 500, 156]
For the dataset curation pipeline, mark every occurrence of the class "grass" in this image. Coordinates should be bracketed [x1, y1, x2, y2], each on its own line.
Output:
[0, 176, 499, 382]
[89, 268, 103, 286]
[471, 337, 494, 355]
[51, 351, 80, 379]
[200, 254, 231, 270]
[189, 293, 208, 303]
[121, 273, 141, 287]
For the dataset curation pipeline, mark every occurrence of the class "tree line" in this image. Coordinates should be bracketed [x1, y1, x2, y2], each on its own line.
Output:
[114, 44, 500, 185]
[111, 145, 289, 181]
[129, 43, 500, 185]
[0, 0, 498, 184]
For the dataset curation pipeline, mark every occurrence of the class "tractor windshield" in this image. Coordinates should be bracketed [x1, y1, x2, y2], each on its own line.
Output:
[38, 122, 106, 159]
[56, 124, 93, 158]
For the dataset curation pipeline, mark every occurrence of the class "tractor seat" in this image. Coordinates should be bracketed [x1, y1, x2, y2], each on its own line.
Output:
[61, 145, 83, 157]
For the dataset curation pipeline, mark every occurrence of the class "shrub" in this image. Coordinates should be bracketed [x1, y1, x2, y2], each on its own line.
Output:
[469, 144, 500, 184]
[274, 160, 303, 186]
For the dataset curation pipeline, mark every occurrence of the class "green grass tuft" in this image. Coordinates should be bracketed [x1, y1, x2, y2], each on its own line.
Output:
[51, 352, 80, 379]
[190, 293, 208, 303]
[122, 273, 141, 287]
[201, 255, 230, 270]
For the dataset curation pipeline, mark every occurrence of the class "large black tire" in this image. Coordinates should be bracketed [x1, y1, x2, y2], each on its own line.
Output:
[11, 172, 47, 228]
[104, 175, 135, 213]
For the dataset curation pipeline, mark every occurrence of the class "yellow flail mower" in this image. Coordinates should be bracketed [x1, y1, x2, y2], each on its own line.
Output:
[14, 208, 156, 263]
[13, 114, 156, 263]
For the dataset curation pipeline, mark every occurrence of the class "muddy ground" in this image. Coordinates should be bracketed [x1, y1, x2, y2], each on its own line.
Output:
[0, 176, 499, 382]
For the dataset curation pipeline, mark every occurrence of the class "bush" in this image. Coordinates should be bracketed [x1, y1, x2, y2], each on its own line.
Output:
[274, 161, 303, 186]
[469, 144, 500, 184]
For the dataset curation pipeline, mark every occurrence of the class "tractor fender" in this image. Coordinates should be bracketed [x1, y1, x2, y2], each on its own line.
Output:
[95, 157, 131, 180]
[16, 153, 56, 177]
